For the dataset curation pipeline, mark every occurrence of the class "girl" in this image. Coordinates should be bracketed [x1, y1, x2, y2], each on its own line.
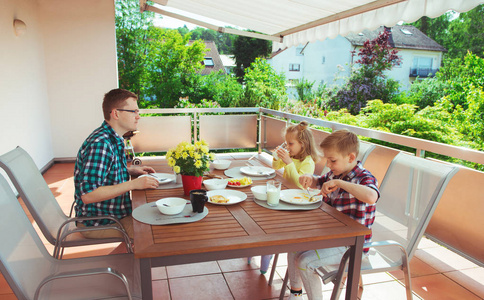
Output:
[249, 121, 320, 274]
[272, 121, 320, 188]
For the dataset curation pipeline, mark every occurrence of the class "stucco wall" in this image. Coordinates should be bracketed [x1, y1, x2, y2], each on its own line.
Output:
[1, 0, 54, 169]
[0, 0, 118, 170]
[40, 0, 118, 159]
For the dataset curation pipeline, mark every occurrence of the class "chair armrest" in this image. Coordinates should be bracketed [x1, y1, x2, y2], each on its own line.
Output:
[34, 267, 132, 300]
[55, 216, 133, 254]
[316, 240, 409, 285]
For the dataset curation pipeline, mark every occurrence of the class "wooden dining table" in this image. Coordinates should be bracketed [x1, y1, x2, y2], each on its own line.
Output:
[132, 154, 370, 300]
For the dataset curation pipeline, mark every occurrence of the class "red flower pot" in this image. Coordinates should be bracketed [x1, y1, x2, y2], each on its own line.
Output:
[181, 175, 203, 196]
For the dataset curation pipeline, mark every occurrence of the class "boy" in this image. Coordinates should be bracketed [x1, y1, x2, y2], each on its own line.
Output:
[287, 129, 380, 300]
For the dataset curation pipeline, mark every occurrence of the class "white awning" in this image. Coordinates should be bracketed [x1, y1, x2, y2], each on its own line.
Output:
[141, 0, 484, 50]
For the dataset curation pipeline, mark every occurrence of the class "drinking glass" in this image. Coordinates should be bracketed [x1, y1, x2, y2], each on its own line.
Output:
[266, 180, 281, 206]
[272, 142, 288, 160]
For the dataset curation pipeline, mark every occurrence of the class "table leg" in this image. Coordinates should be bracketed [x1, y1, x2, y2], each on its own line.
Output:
[345, 235, 364, 300]
[140, 258, 153, 300]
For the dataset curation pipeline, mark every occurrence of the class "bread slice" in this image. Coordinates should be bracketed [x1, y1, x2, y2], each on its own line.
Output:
[210, 195, 229, 203]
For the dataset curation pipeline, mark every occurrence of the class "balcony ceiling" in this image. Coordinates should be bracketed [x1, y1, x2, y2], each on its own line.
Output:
[141, 0, 484, 49]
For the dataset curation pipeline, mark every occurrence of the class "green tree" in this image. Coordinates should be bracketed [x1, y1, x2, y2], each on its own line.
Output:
[115, 0, 154, 98]
[295, 78, 315, 103]
[241, 58, 287, 109]
[446, 4, 484, 59]
[232, 34, 271, 82]
[329, 30, 401, 114]
[178, 27, 236, 54]
[144, 29, 208, 108]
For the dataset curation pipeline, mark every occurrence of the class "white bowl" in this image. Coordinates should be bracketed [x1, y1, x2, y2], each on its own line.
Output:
[203, 178, 228, 191]
[212, 159, 231, 170]
[156, 198, 187, 215]
[251, 185, 267, 200]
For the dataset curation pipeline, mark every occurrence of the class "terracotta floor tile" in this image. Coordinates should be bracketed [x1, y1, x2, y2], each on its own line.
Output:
[411, 273, 481, 300]
[444, 268, 484, 298]
[0, 294, 17, 300]
[389, 256, 439, 280]
[356, 280, 421, 300]
[152, 279, 171, 300]
[166, 261, 221, 278]
[224, 269, 283, 300]
[218, 258, 259, 273]
[0, 273, 13, 294]
[169, 273, 233, 300]
[415, 247, 479, 273]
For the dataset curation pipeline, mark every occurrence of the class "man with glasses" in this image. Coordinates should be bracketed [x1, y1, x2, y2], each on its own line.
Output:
[74, 88, 159, 240]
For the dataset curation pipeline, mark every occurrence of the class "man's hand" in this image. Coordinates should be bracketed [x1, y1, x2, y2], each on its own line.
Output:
[132, 176, 159, 190]
[128, 165, 156, 176]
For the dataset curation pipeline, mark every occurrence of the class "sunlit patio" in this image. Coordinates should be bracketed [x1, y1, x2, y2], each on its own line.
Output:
[3, 0, 484, 299]
[1, 157, 483, 300]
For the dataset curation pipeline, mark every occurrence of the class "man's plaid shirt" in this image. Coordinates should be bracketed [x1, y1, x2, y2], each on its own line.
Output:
[74, 121, 131, 226]
[317, 162, 380, 245]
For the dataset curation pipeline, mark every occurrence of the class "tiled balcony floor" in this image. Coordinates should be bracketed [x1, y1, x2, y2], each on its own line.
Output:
[1, 162, 483, 300]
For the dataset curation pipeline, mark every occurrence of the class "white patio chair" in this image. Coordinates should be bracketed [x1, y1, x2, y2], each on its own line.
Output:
[268, 142, 376, 285]
[0, 173, 141, 300]
[0, 146, 133, 259]
[279, 152, 458, 300]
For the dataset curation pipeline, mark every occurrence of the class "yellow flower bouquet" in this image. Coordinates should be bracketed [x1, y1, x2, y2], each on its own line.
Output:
[166, 140, 214, 177]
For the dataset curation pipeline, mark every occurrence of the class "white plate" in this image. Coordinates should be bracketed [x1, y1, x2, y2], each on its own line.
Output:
[280, 189, 322, 205]
[227, 178, 252, 188]
[207, 190, 247, 205]
[239, 166, 275, 177]
[139, 173, 175, 185]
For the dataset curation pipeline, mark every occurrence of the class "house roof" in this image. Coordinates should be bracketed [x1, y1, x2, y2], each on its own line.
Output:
[198, 40, 226, 75]
[345, 25, 446, 52]
[142, 0, 483, 50]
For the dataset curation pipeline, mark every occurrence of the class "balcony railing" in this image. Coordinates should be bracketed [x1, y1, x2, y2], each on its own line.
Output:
[125, 107, 483, 267]
[409, 68, 439, 78]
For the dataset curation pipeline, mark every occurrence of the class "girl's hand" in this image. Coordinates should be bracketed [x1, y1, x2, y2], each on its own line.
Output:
[277, 148, 291, 164]
[299, 174, 314, 189]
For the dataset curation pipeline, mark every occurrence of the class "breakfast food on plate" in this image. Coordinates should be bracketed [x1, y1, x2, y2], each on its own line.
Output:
[210, 195, 229, 203]
[290, 192, 320, 203]
[228, 177, 253, 186]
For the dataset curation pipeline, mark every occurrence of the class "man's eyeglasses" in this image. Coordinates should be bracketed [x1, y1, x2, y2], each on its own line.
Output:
[116, 108, 140, 114]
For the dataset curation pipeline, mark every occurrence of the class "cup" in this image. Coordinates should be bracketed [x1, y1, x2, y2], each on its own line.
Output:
[273, 142, 288, 160]
[190, 189, 208, 213]
[266, 180, 281, 206]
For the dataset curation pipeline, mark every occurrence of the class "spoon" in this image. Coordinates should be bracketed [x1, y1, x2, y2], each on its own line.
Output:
[162, 203, 171, 207]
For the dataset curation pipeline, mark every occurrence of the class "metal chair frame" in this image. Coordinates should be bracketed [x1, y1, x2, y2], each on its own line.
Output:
[0, 146, 133, 259]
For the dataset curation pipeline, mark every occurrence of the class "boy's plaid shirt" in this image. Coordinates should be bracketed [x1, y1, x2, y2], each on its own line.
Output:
[317, 162, 380, 244]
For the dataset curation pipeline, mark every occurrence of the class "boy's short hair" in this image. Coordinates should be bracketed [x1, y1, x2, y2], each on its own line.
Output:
[102, 88, 138, 120]
[320, 129, 360, 157]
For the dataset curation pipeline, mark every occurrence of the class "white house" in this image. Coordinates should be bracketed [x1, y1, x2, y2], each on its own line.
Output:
[268, 25, 446, 98]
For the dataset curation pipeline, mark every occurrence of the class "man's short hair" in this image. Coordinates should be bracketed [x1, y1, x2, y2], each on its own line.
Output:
[320, 129, 360, 157]
[102, 89, 138, 120]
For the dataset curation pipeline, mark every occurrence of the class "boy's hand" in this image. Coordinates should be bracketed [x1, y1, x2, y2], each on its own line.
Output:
[321, 179, 340, 196]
